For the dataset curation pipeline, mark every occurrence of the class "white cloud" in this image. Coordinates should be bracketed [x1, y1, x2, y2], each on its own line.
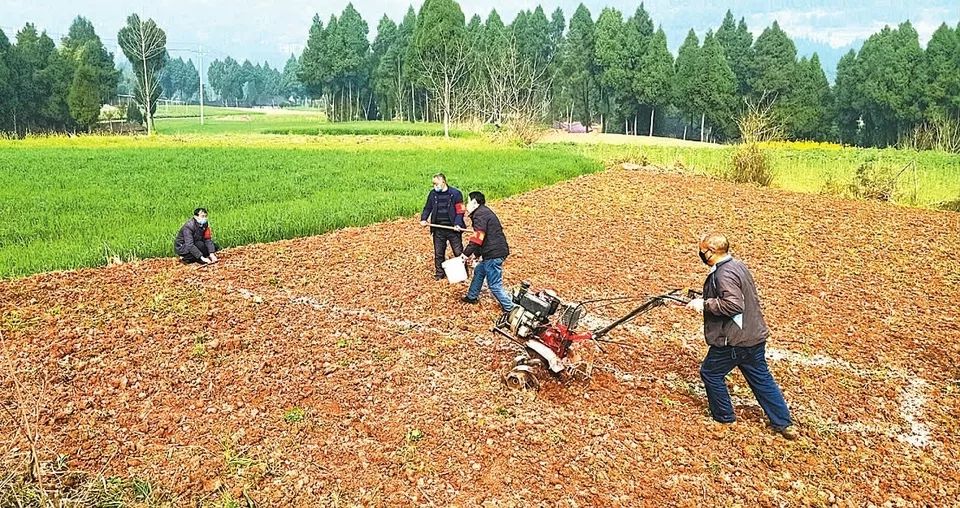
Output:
[746, 5, 958, 48]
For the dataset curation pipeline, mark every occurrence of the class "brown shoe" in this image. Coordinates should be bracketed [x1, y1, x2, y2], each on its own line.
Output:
[777, 425, 799, 440]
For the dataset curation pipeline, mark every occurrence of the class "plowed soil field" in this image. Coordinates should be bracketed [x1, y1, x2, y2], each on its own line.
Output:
[2, 168, 959, 506]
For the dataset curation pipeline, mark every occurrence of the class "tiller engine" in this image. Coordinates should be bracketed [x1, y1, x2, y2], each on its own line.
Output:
[491, 281, 700, 390]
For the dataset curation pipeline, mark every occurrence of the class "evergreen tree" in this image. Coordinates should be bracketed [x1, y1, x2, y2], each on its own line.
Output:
[750, 21, 797, 134]
[925, 23, 960, 117]
[372, 15, 399, 119]
[413, 0, 468, 137]
[0, 29, 14, 133]
[623, 4, 654, 134]
[715, 11, 754, 98]
[697, 30, 737, 140]
[298, 15, 327, 98]
[855, 22, 927, 146]
[336, 3, 370, 121]
[634, 27, 674, 136]
[68, 62, 101, 131]
[62, 16, 120, 104]
[673, 29, 701, 138]
[562, 4, 597, 129]
[832, 49, 862, 144]
[789, 54, 831, 140]
[280, 54, 303, 102]
[594, 7, 630, 132]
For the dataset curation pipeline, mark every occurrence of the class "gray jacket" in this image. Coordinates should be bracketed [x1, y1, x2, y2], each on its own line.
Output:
[702, 257, 769, 347]
[174, 218, 216, 259]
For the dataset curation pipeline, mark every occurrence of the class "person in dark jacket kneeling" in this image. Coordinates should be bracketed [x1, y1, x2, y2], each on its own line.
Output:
[174, 208, 218, 264]
[685, 233, 797, 440]
[461, 192, 513, 312]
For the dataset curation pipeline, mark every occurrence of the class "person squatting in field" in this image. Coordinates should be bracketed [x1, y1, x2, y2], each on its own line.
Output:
[685, 233, 798, 440]
[461, 192, 514, 312]
[420, 173, 467, 280]
[174, 207, 219, 264]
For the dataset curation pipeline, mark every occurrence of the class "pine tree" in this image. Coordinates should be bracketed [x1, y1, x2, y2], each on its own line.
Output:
[925, 23, 960, 118]
[336, 3, 370, 121]
[594, 7, 629, 132]
[855, 22, 927, 146]
[547, 7, 566, 122]
[413, 0, 468, 137]
[833, 50, 861, 144]
[0, 29, 14, 133]
[298, 15, 327, 99]
[634, 27, 674, 136]
[622, 5, 653, 134]
[789, 54, 831, 140]
[750, 21, 797, 135]
[673, 29, 701, 138]
[562, 4, 597, 129]
[697, 31, 737, 141]
[68, 63, 101, 131]
[62, 16, 120, 105]
[371, 15, 399, 119]
[715, 11, 754, 98]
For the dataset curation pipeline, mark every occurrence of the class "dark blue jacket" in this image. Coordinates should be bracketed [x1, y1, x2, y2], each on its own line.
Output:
[420, 187, 467, 229]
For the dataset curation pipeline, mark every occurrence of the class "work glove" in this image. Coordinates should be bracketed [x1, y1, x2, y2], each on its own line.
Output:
[454, 225, 463, 232]
[420, 220, 429, 227]
[209, 253, 218, 263]
[200, 256, 212, 264]
[687, 298, 705, 314]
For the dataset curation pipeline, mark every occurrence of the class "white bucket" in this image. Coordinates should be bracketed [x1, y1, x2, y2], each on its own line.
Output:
[441, 256, 468, 284]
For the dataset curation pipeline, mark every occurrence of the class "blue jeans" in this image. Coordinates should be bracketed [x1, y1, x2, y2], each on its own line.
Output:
[699, 343, 792, 429]
[467, 258, 514, 312]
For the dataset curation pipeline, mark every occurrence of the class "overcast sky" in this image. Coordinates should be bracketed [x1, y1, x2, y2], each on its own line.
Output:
[1, 0, 957, 79]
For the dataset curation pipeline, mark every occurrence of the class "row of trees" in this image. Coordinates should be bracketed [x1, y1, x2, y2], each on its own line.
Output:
[296, 1, 959, 145]
[0, 17, 119, 134]
[206, 56, 302, 107]
[160, 57, 199, 102]
[1, 5, 957, 146]
[835, 22, 960, 147]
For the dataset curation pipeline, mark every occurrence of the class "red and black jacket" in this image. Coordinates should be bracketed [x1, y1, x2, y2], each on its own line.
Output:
[463, 205, 509, 260]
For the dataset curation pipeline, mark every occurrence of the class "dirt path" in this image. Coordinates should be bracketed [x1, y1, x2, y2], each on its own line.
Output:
[2, 169, 959, 505]
[538, 129, 726, 148]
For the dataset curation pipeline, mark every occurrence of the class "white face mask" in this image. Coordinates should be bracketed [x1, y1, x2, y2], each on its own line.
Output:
[433, 184, 443, 192]
[196, 217, 208, 225]
[466, 199, 480, 214]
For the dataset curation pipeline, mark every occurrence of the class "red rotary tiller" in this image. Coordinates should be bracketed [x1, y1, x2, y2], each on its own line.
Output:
[491, 281, 700, 390]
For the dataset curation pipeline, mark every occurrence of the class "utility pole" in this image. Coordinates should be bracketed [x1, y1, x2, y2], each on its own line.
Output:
[199, 45, 205, 126]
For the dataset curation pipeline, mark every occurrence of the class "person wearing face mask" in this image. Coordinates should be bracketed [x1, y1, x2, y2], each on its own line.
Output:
[461, 192, 513, 312]
[174, 207, 219, 265]
[685, 233, 797, 440]
[420, 173, 467, 280]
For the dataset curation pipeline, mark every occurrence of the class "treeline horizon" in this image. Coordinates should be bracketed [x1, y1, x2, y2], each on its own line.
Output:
[1, 2, 958, 148]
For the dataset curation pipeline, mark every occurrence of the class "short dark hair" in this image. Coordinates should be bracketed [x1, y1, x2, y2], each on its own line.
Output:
[194, 207, 208, 216]
[468, 191, 485, 205]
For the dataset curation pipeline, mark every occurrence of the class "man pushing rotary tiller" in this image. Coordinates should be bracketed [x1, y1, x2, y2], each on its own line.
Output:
[491, 281, 701, 390]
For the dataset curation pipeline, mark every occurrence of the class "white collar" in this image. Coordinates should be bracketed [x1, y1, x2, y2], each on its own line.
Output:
[708, 255, 733, 274]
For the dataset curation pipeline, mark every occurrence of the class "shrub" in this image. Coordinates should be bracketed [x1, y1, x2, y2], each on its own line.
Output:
[126, 102, 143, 126]
[898, 114, 960, 154]
[727, 143, 774, 186]
[935, 198, 960, 212]
[848, 161, 900, 201]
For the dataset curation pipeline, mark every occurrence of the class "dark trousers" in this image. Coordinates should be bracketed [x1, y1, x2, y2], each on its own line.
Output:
[432, 229, 463, 277]
[699, 343, 792, 429]
[179, 242, 217, 264]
